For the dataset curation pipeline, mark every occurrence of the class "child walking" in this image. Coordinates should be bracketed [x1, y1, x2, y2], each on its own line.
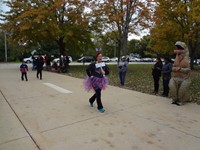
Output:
[20, 61, 28, 81]
[84, 52, 109, 113]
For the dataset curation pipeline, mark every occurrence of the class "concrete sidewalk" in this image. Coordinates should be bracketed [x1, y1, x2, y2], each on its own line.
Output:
[0, 63, 200, 150]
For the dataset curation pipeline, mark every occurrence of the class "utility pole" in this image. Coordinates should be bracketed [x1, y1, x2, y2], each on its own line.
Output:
[4, 31, 7, 62]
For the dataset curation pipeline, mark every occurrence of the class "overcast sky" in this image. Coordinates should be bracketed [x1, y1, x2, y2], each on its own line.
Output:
[0, 1, 10, 12]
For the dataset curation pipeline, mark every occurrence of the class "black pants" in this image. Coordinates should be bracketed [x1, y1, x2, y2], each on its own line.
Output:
[21, 72, 28, 81]
[163, 78, 170, 96]
[153, 75, 160, 92]
[89, 88, 103, 110]
[37, 69, 42, 79]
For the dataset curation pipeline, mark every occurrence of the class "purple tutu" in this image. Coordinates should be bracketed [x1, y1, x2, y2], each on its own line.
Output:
[83, 76, 109, 91]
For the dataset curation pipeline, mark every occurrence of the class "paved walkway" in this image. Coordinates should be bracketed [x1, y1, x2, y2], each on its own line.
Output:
[0, 63, 200, 150]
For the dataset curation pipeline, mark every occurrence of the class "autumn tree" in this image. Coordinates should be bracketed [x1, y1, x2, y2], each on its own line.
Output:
[150, 0, 200, 69]
[92, 0, 153, 57]
[0, 0, 94, 63]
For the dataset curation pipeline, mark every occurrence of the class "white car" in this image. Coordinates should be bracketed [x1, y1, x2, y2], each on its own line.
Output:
[23, 55, 45, 63]
[142, 58, 153, 62]
[102, 56, 110, 62]
[110, 57, 118, 62]
[129, 57, 141, 62]
[23, 56, 33, 63]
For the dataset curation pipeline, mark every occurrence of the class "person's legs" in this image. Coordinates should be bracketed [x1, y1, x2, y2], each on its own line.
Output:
[40, 70, 42, 80]
[165, 79, 170, 96]
[21, 72, 24, 80]
[163, 78, 170, 96]
[169, 78, 178, 102]
[122, 71, 126, 86]
[24, 72, 28, 81]
[95, 88, 103, 110]
[89, 93, 96, 106]
[162, 78, 167, 96]
[178, 78, 191, 104]
[153, 76, 159, 93]
[37, 70, 39, 78]
[119, 72, 123, 85]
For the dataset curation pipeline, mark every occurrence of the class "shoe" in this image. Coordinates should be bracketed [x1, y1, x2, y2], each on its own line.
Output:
[162, 94, 167, 97]
[98, 108, 105, 113]
[171, 102, 180, 106]
[154, 91, 158, 95]
[89, 102, 93, 107]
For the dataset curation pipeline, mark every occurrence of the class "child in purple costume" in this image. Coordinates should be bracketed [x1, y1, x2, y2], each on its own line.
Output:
[84, 52, 109, 113]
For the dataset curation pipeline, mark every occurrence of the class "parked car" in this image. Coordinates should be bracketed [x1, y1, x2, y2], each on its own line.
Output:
[141, 58, 153, 62]
[110, 57, 118, 62]
[77, 56, 94, 62]
[102, 56, 110, 62]
[129, 57, 141, 62]
[23, 55, 43, 63]
[53, 56, 72, 64]
[23, 56, 33, 63]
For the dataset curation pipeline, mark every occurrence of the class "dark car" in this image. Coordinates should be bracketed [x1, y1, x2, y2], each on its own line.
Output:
[77, 56, 94, 62]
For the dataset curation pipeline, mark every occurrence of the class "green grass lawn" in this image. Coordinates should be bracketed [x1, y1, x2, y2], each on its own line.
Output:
[66, 64, 200, 104]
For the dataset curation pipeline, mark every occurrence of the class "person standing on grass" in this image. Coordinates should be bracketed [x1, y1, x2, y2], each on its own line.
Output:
[36, 55, 44, 80]
[162, 57, 173, 97]
[84, 52, 109, 113]
[118, 56, 129, 86]
[152, 57, 163, 94]
[20, 61, 28, 81]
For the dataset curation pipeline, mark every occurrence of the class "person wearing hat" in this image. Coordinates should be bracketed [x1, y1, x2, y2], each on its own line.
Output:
[152, 57, 163, 94]
[162, 57, 173, 97]
[118, 56, 129, 86]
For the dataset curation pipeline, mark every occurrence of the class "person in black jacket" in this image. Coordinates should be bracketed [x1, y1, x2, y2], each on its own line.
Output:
[162, 57, 173, 97]
[84, 52, 109, 113]
[36, 55, 44, 80]
[152, 57, 163, 95]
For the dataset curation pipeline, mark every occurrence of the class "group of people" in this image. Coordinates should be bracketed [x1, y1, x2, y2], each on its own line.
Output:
[152, 41, 191, 106]
[20, 54, 72, 81]
[20, 55, 44, 81]
[51, 56, 70, 73]
[84, 41, 190, 113]
[152, 57, 173, 97]
[20, 41, 190, 114]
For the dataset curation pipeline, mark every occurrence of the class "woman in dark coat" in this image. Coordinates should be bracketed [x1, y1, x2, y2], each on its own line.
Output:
[162, 57, 173, 97]
[152, 57, 163, 94]
[36, 55, 44, 80]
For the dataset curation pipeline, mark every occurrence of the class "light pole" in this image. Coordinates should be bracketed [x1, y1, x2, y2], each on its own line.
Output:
[4, 31, 7, 62]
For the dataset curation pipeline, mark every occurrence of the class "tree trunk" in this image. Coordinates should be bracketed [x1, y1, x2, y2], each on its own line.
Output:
[57, 37, 65, 67]
[188, 41, 196, 70]
[122, 32, 128, 56]
[117, 39, 121, 63]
